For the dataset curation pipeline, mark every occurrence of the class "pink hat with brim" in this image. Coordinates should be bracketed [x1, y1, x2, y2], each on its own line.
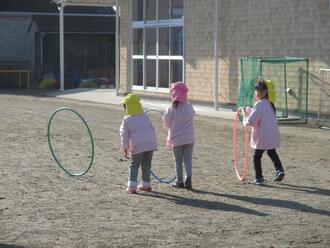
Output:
[170, 81, 188, 103]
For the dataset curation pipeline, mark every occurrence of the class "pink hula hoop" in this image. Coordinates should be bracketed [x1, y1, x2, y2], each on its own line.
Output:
[233, 108, 249, 181]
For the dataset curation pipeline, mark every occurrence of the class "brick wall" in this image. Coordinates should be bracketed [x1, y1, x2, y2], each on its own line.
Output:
[185, 0, 215, 103]
[218, 0, 330, 113]
[118, 0, 330, 114]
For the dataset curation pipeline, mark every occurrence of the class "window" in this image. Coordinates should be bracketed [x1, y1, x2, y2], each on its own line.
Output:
[133, 59, 143, 86]
[171, 60, 182, 82]
[158, 0, 170, 20]
[132, 0, 184, 91]
[159, 60, 169, 88]
[133, 29, 143, 55]
[171, 26, 183, 56]
[146, 28, 156, 55]
[146, 0, 156, 21]
[132, 0, 143, 21]
[159, 27, 169, 55]
[171, 0, 184, 19]
[146, 60, 156, 86]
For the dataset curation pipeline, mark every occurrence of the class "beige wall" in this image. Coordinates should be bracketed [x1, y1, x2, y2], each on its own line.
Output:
[185, 0, 215, 103]
[218, 0, 330, 113]
[118, 0, 330, 114]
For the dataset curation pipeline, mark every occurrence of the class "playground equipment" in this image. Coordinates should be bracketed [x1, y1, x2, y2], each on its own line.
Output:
[144, 108, 176, 184]
[47, 107, 95, 176]
[317, 68, 330, 129]
[238, 56, 309, 123]
[232, 108, 249, 181]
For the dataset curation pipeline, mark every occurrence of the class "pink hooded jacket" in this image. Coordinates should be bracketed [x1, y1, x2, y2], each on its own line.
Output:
[243, 99, 280, 149]
[120, 94, 157, 154]
[170, 81, 188, 103]
[162, 82, 195, 147]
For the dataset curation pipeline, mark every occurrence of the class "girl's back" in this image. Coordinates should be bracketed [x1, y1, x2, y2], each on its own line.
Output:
[163, 102, 195, 147]
[122, 114, 157, 154]
[249, 99, 280, 149]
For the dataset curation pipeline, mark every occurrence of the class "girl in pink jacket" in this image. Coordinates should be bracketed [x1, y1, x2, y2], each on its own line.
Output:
[242, 80, 285, 185]
[120, 94, 157, 194]
[162, 82, 195, 189]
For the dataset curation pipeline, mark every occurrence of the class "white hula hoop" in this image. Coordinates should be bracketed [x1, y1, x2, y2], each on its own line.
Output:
[233, 108, 249, 181]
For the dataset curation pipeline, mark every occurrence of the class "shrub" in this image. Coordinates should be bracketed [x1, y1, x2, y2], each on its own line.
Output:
[78, 81, 98, 88]
[38, 79, 56, 89]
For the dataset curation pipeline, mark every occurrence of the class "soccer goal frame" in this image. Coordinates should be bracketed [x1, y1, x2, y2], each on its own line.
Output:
[317, 68, 330, 129]
[238, 56, 309, 124]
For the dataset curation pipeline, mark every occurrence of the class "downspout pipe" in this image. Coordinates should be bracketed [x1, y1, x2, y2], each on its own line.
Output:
[213, 0, 219, 110]
[115, 1, 120, 96]
[59, 0, 65, 91]
[127, 0, 133, 94]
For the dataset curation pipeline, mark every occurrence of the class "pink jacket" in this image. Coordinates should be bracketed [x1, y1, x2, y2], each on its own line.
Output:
[162, 102, 195, 147]
[120, 114, 157, 155]
[243, 99, 280, 150]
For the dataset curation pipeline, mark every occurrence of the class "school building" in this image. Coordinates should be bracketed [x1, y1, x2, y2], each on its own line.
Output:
[115, 0, 330, 116]
[0, 0, 116, 89]
[4, 0, 330, 116]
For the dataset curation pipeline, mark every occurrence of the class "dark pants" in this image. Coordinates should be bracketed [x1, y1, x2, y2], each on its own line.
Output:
[253, 149, 283, 178]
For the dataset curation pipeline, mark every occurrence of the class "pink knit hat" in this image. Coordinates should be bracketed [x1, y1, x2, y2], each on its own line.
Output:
[170, 81, 188, 103]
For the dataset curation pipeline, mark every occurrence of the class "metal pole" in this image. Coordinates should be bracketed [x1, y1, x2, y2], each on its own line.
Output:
[213, 0, 219, 110]
[305, 60, 309, 124]
[115, 1, 120, 96]
[59, 1, 65, 91]
[284, 63, 288, 117]
[127, 0, 132, 93]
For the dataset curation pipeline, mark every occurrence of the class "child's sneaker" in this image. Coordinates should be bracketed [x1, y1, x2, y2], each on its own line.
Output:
[273, 170, 285, 181]
[184, 178, 192, 190]
[137, 185, 152, 192]
[126, 187, 137, 194]
[171, 181, 184, 188]
[251, 177, 265, 186]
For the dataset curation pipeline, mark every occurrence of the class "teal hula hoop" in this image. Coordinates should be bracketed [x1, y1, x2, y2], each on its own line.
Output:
[144, 108, 176, 184]
[47, 107, 95, 176]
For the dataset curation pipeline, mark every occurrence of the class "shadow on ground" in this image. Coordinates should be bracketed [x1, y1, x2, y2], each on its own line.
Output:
[142, 190, 268, 216]
[189, 189, 330, 217]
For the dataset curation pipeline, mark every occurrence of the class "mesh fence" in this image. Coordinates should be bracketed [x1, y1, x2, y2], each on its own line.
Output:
[238, 57, 309, 123]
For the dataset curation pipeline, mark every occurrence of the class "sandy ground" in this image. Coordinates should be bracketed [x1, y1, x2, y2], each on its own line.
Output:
[0, 91, 329, 248]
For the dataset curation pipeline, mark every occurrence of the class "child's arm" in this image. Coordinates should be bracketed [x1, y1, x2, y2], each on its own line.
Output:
[241, 107, 250, 126]
[119, 119, 130, 158]
[243, 104, 261, 127]
[162, 107, 171, 129]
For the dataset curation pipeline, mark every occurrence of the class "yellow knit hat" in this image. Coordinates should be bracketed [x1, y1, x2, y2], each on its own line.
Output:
[265, 80, 276, 104]
[122, 93, 143, 115]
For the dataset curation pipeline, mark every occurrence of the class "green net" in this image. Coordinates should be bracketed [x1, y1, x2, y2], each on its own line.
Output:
[238, 57, 309, 123]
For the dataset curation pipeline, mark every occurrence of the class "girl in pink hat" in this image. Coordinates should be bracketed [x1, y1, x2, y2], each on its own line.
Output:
[162, 82, 195, 189]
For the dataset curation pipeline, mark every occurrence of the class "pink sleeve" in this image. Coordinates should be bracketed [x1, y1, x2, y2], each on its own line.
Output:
[119, 119, 129, 151]
[245, 102, 262, 127]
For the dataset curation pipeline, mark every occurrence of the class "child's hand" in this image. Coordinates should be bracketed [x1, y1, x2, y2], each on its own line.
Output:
[123, 149, 130, 159]
[240, 106, 251, 117]
[245, 106, 252, 116]
[240, 107, 247, 117]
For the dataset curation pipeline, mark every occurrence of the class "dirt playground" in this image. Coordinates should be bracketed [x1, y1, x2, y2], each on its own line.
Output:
[0, 91, 329, 248]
